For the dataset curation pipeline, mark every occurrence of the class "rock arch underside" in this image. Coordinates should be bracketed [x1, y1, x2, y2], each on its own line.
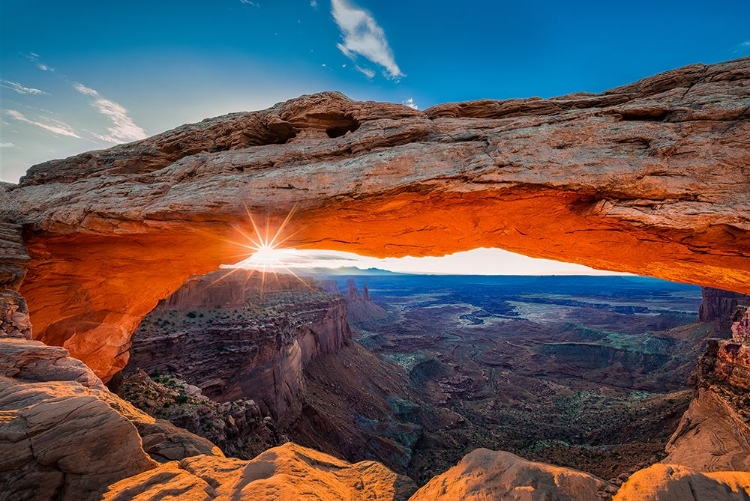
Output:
[0, 57, 748, 384]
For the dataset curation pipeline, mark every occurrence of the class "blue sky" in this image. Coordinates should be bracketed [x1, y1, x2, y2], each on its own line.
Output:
[0, 1, 748, 275]
[2, 0, 749, 184]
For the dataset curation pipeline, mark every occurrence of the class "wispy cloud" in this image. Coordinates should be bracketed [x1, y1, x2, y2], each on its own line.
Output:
[73, 83, 147, 143]
[5, 110, 81, 138]
[0, 80, 48, 96]
[239, 0, 258, 5]
[310, 0, 318, 7]
[22, 52, 54, 72]
[734, 41, 750, 55]
[331, 0, 404, 79]
[355, 65, 375, 79]
[0, 143, 16, 148]
[402, 97, 418, 110]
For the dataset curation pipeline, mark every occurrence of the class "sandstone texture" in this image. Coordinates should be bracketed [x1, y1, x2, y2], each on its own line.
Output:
[699, 287, 750, 334]
[0, 337, 231, 500]
[409, 448, 611, 500]
[0, 58, 746, 380]
[664, 339, 750, 471]
[126, 270, 351, 422]
[613, 464, 750, 501]
[103, 442, 417, 501]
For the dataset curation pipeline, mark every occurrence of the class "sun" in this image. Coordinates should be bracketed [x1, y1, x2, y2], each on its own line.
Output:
[210, 204, 311, 295]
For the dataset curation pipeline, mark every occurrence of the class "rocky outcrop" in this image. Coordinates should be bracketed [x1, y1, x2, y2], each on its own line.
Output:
[698, 287, 750, 333]
[103, 442, 417, 501]
[0, 336, 417, 501]
[663, 339, 750, 471]
[126, 270, 351, 424]
[409, 448, 611, 500]
[123, 369, 284, 460]
[409, 449, 750, 501]
[0, 338, 159, 501]
[0, 58, 747, 380]
[0, 337, 228, 498]
[732, 307, 750, 342]
[613, 464, 750, 501]
[344, 278, 388, 323]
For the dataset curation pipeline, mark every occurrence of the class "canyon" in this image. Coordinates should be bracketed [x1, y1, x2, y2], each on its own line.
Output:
[0, 57, 748, 382]
[0, 57, 750, 499]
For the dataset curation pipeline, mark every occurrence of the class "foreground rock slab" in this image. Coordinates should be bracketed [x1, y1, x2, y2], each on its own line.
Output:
[0, 58, 748, 381]
[409, 448, 611, 501]
[613, 464, 750, 501]
[103, 442, 417, 501]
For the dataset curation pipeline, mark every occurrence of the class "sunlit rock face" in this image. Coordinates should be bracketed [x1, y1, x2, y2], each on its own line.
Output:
[409, 449, 611, 500]
[663, 338, 750, 471]
[1, 57, 749, 381]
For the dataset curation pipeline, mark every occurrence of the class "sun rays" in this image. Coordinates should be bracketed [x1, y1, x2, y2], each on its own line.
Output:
[207, 204, 314, 295]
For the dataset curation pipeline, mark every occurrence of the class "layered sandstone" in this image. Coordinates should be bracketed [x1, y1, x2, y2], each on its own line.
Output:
[126, 270, 351, 423]
[409, 448, 611, 500]
[0, 336, 417, 501]
[103, 442, 417, 501]
[0, 338, 222, 500]
[0, 58, 747, 380]
[664, 339, 750, 471]
[698, 287, 750, 333]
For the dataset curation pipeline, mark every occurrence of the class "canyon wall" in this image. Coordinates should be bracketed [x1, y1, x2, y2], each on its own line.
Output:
[126, 271, 351, 423]
[0, 58, 748, 380]
[699, 287, 750, 333]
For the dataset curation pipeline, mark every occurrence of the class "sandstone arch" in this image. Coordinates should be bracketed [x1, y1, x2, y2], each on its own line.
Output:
[2, 58, 749, 381]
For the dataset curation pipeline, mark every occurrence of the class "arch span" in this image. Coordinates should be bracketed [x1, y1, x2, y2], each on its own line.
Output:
[5, 58, 750, 380]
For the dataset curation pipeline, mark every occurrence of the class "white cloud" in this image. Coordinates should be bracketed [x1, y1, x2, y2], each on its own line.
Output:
[22, 52, 54, 72]
[355, 65, 375, 79]
[239, 0, 258, 5]
[402, 97, 418, 110]
[0, 80, 48, 95]
[331, 0, 404, 79]
[0, 143, 15, 148]
[5, 110, 81, 138]
[735, 41, 750, 54]
[310, 0, 318, 7]
[73, 83, 147, 143]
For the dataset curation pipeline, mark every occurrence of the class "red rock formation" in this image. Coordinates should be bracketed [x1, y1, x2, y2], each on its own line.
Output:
[102, 442, 417, 501]
[343, 278, 388, 323]
[126, 271, 352, 423]
[664, 338, 750, 471]
[0, 336, 416, 501]
[1, 58, 749, 383]
[732, 307, 750, 342]
[698, 287, 750, 333]
[409, 448, 611, 500]
[613, 464, 750, 501]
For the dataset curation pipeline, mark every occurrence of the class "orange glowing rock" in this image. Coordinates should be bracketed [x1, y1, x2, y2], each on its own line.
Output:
[1, 58, 748, 381]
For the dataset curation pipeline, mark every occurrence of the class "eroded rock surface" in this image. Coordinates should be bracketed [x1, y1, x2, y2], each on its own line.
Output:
[613, 464, 750, 501]
[103, 442, 417, 501]
[664, 339, 750, 471]
[699, 287, 750, 334]
[126, 271, 351, 421]
[409, 448, 611, 501]
[0, 58, 748, 380]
